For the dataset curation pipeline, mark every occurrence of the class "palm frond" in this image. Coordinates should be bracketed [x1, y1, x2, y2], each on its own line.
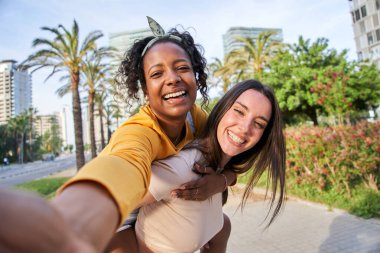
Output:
[55, 83, 71, 97]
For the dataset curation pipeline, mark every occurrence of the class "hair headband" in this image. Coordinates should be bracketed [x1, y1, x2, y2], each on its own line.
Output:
[141, 16, 182, 56]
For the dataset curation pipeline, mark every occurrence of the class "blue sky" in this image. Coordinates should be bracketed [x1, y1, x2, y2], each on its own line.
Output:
[0, 0, 355, 144]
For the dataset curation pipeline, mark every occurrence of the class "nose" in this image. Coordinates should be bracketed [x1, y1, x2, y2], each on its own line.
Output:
[167, 70, 181, 85]
[239, 119, 253, 135]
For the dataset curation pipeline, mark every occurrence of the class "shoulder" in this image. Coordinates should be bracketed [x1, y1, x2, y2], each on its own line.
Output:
[152, 149, 202, 175]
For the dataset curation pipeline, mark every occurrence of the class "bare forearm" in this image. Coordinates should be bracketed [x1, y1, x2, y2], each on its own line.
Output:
[52, 182, 120, 252]
[0, 189, 91, 253]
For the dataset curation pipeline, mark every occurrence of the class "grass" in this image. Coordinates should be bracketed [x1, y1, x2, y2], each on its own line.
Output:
[15, 177, 69, 199]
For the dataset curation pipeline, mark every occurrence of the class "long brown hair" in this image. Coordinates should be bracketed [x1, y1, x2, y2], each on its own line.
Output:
[199, 79, 286, 226]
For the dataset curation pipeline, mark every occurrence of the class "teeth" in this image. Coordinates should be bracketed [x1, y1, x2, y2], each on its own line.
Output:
[164, 91, 186, 99]
[228, 130, 244, 144]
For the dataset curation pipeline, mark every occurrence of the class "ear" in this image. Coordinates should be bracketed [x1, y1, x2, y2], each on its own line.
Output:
[143, 89, 149, 100]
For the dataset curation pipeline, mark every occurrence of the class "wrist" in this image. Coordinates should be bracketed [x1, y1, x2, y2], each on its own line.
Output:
[219, 173, 228, 192]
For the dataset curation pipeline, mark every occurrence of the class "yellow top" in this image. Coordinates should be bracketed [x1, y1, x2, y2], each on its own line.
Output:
[58, 104, 207, 222]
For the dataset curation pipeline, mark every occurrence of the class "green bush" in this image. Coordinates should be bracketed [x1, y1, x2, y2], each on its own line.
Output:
[349, 189, 380, 219]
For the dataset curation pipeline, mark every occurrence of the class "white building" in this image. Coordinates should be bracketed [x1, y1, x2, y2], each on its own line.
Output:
[109, 28, 153, 73]
[0, 60, 32, 124]
[34, 112, 63, 139]
[222, 27, 283, 55]
[108, 28, 154, 125]
[349, 0, 380, 66]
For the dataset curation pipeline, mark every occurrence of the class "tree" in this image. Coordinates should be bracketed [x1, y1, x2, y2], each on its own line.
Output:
[208, 57, 236, 93]
[7, 113, 30, 163]
[41, 116, 63, 154]
[23, 20, 103, 169]
[82, 51, 110, 158]
[232, 31, 282, 79]
[25, 107, 38, 161]
[263, 36, 352, 125]
[94, 89, 108, 150]
[347, 62, 380, 119]
[209, 31, 282, 94]
[0, 124, 17, 163]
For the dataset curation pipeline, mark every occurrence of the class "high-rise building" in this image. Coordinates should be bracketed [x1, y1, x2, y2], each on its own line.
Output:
[0, 60, 32, 124]
[109, 28, 153, 72]
[108, 28, 153, 123]
[348, 0, 380, 66]
[223, 27, 283, 55]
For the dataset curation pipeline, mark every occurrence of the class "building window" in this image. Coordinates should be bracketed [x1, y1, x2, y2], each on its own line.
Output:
[355, 9, 361, 21]
[368, 32, 374, 45]
[361, 5, 367, 18]
[376, 28, 380, 41]
[376, 0, 380, 10]
[360, 21, 366, 33]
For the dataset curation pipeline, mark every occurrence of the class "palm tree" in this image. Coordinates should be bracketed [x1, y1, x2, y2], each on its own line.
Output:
[7, 113, 30, 164]
[104, 101, 116, 143]
[94, 89, 109, 150]
[209, 54, 251, 93]
[82, 52, 109, 158]
[110, 101, 123, 128]
[232, 31, 282, 79]
[25, 107, 38, 161]
[22, 20, 103, 169]
[209, 57, 234, 93]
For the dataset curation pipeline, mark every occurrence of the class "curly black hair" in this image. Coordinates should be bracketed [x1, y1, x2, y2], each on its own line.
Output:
[114, 27, 209, 108]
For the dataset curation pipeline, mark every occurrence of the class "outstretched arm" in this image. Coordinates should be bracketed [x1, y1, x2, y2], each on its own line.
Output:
[52, 182, 120, 252]
[0, 182, 120, 253]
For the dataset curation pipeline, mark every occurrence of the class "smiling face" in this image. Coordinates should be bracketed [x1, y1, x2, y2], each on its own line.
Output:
[217, 89, 272, 166]
[142, 42, 197, 122]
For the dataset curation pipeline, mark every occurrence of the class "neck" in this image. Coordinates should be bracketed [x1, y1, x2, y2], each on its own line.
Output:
[220, 156, 231, 169]
[201, 138, 231, 169]
[157, 115, 187, 145]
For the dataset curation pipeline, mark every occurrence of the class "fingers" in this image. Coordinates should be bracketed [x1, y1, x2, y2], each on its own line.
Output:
[192, 163, 215, 175]
[171, 186, 205, 201]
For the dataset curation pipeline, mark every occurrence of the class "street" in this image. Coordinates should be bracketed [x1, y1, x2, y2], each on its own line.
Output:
[0, 154, 78, 188]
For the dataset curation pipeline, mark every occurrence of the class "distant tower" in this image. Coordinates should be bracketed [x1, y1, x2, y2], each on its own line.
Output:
[222, 27, 283, 56]
[348, 0, 380, 66]
[109, 28, 153, 73]
[0, 60, 32, 124]
[108, 28, 154, 124]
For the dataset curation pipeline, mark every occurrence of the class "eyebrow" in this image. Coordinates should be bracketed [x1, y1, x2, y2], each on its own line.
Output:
[147, 59, 191, 73]
[235, 101, 270, 123]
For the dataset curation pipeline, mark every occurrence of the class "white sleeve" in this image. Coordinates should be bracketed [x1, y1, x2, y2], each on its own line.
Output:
[149, 149, 202, 201]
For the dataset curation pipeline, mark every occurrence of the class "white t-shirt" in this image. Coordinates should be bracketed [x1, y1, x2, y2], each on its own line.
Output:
[135, 149, 224, 253]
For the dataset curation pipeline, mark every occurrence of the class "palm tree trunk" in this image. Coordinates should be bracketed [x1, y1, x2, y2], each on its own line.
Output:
[89, 91, 97, 159]
[29, 115, 33, 162]
[71, 72, 85, 170]
[98, 106, 105, 149]
[107, 118, 112, 143]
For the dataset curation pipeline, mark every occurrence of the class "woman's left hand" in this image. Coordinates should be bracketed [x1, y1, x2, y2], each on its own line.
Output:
[171, 163, 226, 201]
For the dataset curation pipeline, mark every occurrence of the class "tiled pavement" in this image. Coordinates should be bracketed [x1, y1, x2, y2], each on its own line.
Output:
[223, 189, 380, 253]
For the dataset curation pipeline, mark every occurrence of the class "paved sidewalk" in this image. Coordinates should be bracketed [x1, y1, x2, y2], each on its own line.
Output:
[50, 169, 380, 253]
[223, 189, 380, 253]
